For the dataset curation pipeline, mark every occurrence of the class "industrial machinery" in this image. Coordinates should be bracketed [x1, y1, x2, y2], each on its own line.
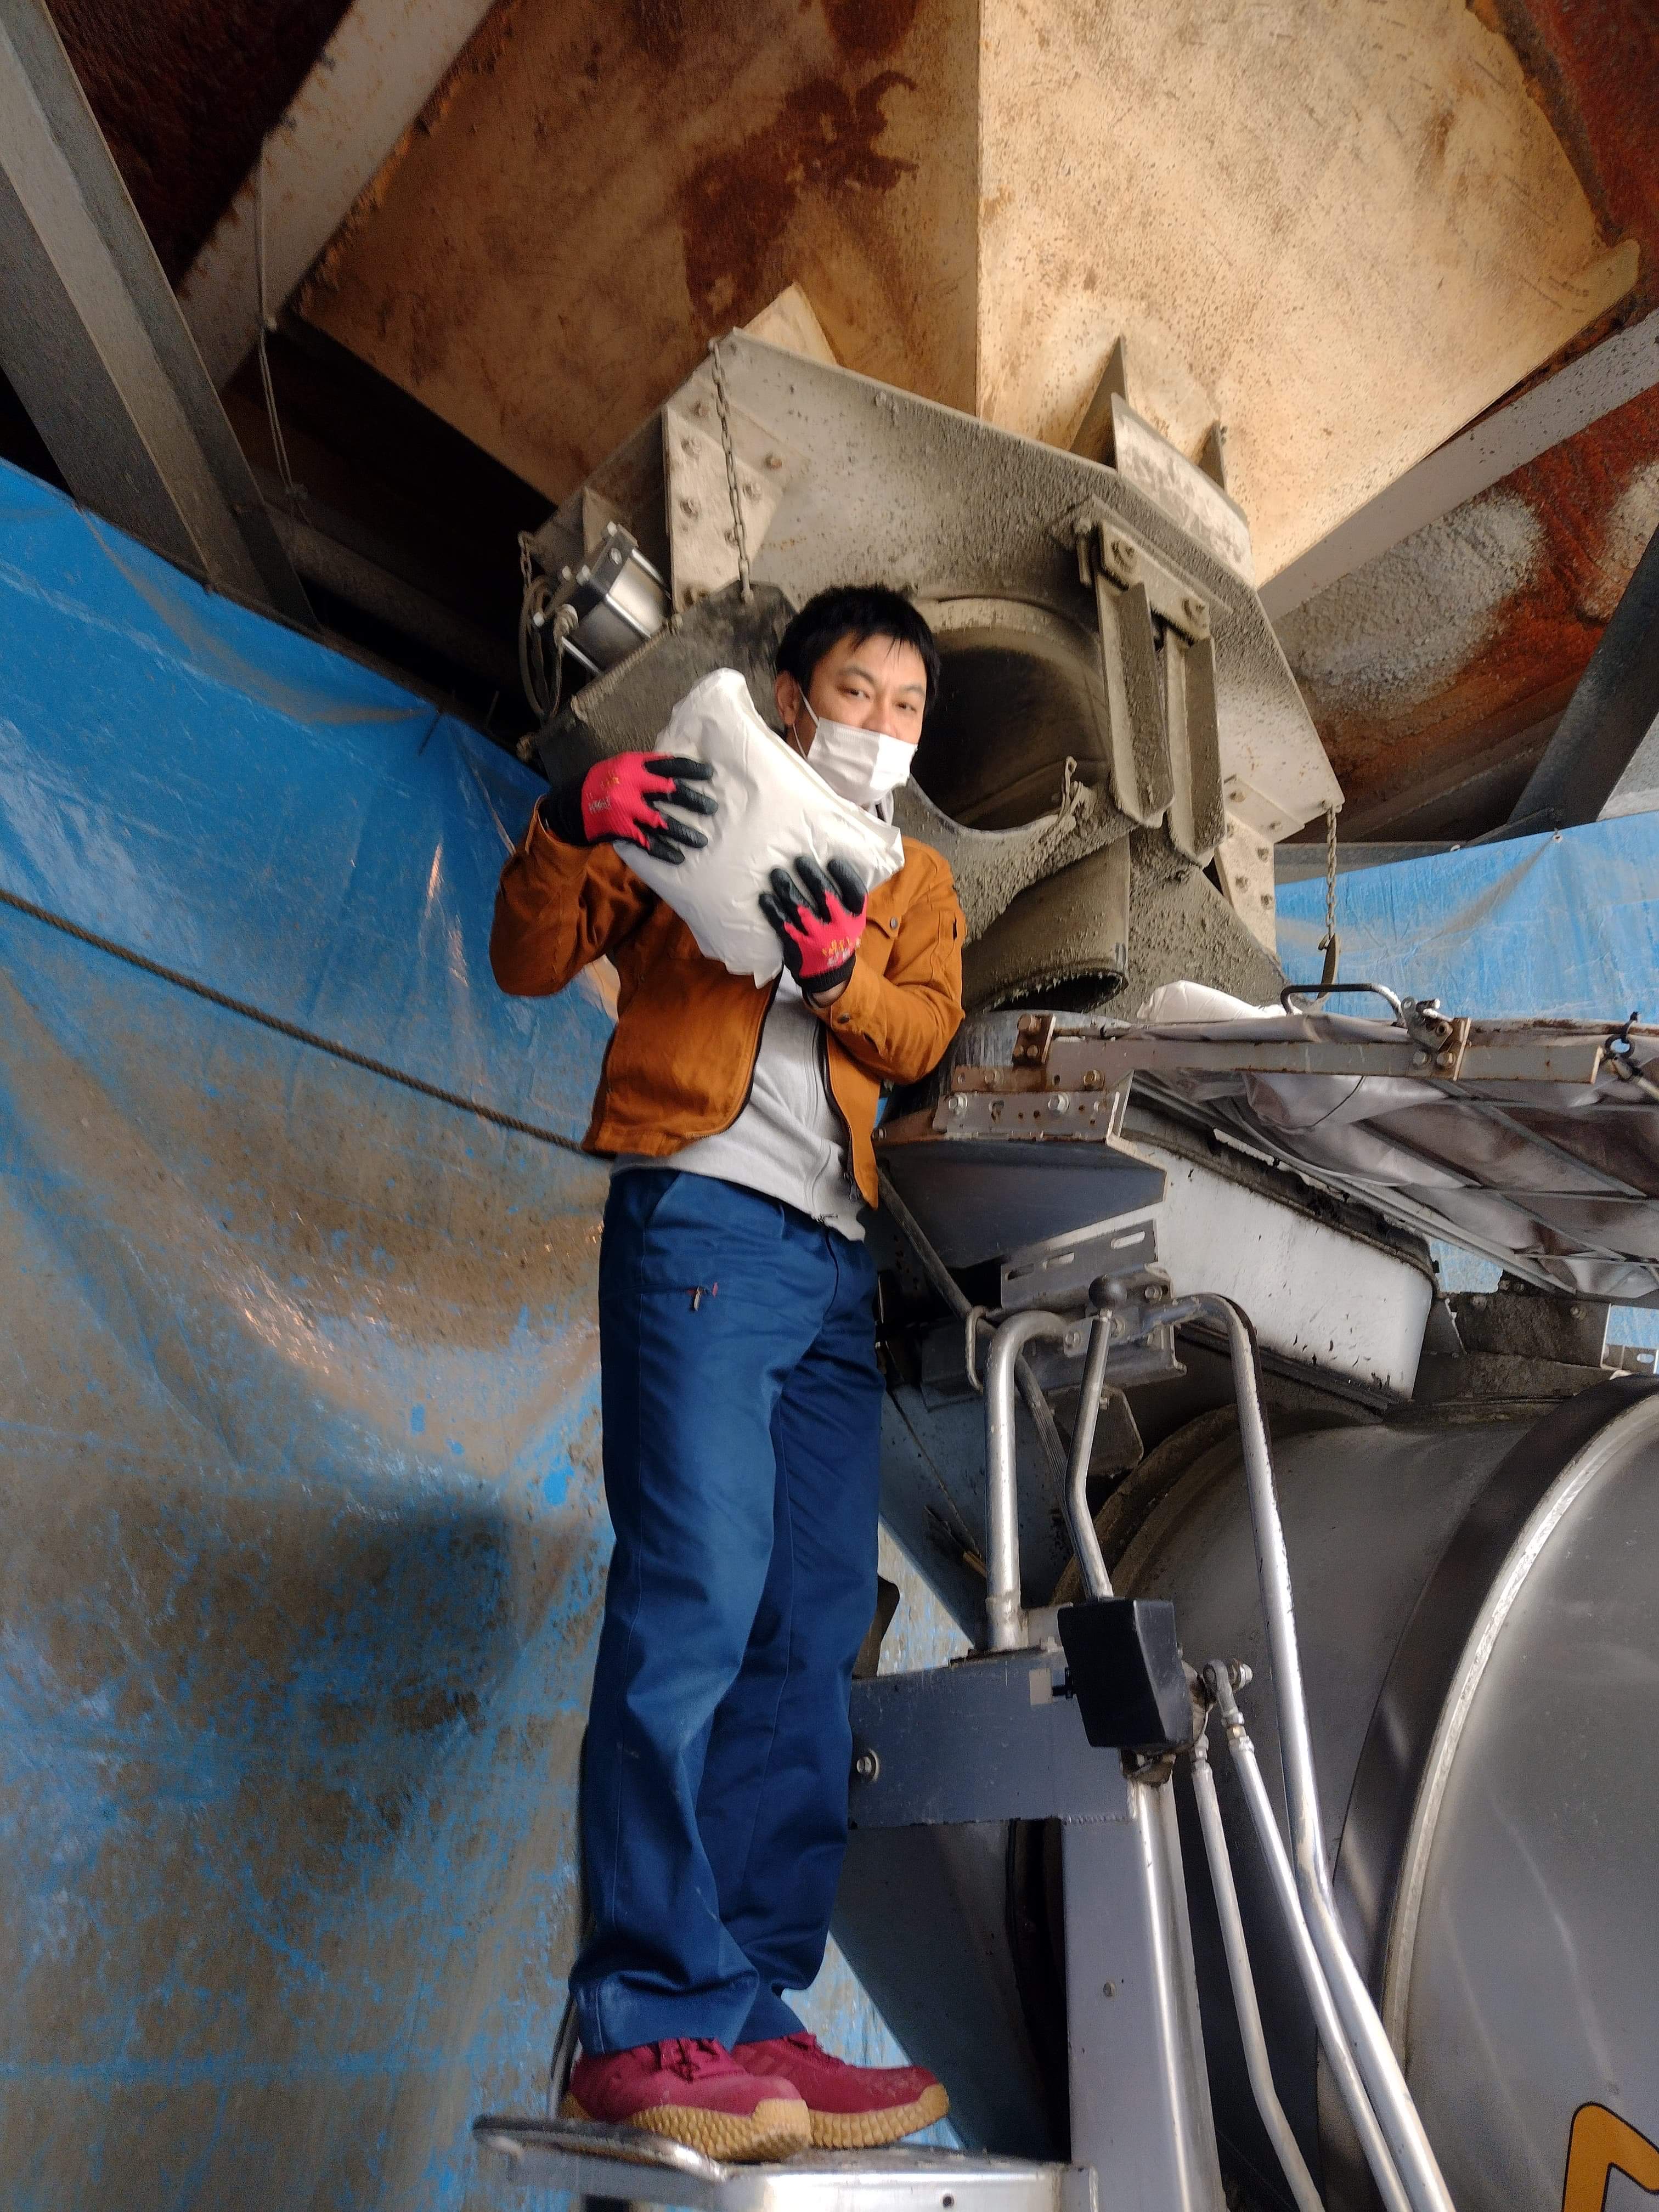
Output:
[475, 336, 1659, 2212]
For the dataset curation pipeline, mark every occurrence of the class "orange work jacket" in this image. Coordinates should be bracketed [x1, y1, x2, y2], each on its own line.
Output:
[489, 806, 966, 1206]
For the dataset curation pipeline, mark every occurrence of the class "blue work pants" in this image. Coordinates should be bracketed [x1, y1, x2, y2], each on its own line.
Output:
[570, 1169, 884, 2053]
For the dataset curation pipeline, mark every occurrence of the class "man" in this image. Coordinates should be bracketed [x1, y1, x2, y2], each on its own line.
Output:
[490, 587, 965, 2163]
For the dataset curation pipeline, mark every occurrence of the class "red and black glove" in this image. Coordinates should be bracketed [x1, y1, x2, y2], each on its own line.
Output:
[760, 856, 868, 1000]
[542, 751, 716, 864]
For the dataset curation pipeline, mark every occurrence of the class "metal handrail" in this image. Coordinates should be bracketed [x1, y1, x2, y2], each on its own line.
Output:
[983, 1310, 1069, 1649]
[1190, 1707, 1325, 2212]
[1185, 1295, 1455, 2212]
[1203, 1666, 1409, 2212]
[1279, 982, 1404, 1020]
[1063, 1313, 1116, 1600]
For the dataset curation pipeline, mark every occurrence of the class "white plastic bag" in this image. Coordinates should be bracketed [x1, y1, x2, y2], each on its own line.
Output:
[619, 668, 905, 983]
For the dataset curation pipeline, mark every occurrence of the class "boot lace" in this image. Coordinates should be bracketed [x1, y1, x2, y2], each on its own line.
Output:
[658, 2037, 732, 2081]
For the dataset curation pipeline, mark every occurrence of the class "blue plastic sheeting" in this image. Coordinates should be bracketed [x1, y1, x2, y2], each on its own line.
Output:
[0, 459, 953, 2211]
[1277, 817, 1659, 1024]
[1279, 821, 1659, 1342]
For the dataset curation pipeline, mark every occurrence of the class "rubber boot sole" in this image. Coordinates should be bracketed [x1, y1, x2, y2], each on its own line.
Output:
[561, 2092, 811, 2164]
[806, 2084, 951, 2149]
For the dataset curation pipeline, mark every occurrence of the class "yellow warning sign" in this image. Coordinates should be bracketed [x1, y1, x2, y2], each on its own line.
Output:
[1563, 2104, 1659, 2212]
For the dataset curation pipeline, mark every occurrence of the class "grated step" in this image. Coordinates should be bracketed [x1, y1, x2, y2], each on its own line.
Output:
[472, 2115, 1096, 2212]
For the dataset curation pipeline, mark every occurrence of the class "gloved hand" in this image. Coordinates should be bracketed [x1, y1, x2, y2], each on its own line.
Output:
[759, 856, 868, 1001]
[542, 752, 716, 864]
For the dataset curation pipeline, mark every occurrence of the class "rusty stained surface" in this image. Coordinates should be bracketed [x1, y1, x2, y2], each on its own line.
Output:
[1284, 0, 1659, 839]
[46, 0, 354, 283]
[1284, 386, 1659, 836]
[300, 0, 979, 503]
[1477, 0, 1659, 317]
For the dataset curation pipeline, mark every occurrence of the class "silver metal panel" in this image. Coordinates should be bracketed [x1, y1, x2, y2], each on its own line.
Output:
[849, 1660, 1132, 1827]
[0, 0, 312, 622]
[472, 2120, 1093, 2212]
[1136, 1144, 1432, 1397]
[1063, 1795, 1226, 2212]
[1389, 1391, 1659, 2212]
[835, 1822, 1061, 2160]
[876, 1138, 1165, 1269]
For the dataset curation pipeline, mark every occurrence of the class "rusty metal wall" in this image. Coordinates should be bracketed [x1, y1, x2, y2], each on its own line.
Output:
[0, 458, 953, 2210]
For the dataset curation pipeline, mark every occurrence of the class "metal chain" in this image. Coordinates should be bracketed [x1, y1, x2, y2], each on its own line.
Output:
[708, 338, 754, 604]
[1315, 803, 1340, 997]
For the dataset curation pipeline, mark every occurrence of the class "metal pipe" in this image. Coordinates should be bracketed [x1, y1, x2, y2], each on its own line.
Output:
[1189, 1296, 1455, 2212]
[984, 1310, 1069, 1650]
[1191, 1716, 1325, 2212]
[1064, 1313, 1115, 1599]
[876, 1166, 1071, 1513]
[1207, 1668, 1412, 2212]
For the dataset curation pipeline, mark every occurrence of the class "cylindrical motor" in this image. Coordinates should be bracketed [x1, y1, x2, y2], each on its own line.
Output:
[835, 1381, 1659, 2210]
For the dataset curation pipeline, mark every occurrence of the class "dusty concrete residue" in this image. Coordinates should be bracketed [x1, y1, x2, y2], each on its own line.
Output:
[1119, 835, 1285, 1012]
[1280, 493, 1546, 720]
[1286, 383, 1659, 828]
[1585, 458, 1659, 620]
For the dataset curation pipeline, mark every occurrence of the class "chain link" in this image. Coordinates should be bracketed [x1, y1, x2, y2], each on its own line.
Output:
[708, 338, 754, 604]
[1315, 802, 1340, 997]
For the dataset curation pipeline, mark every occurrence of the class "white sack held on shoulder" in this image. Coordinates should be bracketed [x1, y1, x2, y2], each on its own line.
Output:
[619, 668, 905, 984]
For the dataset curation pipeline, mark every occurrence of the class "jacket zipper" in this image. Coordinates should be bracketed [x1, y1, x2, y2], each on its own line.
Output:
[818, 1021, 859, 1200]
[706, 974, 782, 1138]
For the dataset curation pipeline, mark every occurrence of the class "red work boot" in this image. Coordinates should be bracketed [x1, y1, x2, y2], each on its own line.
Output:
[733, 2032, 950, 2148]
[562, 2037, 811, 2163]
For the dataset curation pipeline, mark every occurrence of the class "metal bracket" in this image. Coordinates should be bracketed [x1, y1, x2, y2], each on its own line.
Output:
[662, 397, 784, 611]
[1402, 1007, 1471, 1081]
[932, 1086, 1126, 1138]
[1013, 1012, 1057, 1066]
[1064, 504, 1226, 862]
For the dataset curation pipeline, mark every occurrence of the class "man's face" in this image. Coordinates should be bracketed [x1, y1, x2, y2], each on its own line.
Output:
[774, 630, 929, 753]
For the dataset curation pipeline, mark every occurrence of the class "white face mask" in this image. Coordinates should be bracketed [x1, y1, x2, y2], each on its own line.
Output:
[791, 698, 916, 807]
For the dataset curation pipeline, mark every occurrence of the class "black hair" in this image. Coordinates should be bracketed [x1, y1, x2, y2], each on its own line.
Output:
[775, 586, 942, 718]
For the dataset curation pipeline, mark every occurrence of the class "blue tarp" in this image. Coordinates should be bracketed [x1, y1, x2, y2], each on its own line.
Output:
[0, 460, 951, 2212]
[1279, 821, 1659, 1336]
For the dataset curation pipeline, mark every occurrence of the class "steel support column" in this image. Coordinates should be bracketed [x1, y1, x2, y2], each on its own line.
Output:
[1502, 520, 1659, 837]
[0, 0, 313, 624]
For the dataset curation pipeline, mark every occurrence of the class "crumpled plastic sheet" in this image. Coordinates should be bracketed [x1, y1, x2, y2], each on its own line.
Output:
[1278, 821, 1659, 1335]
[0, 461, 956, 2211]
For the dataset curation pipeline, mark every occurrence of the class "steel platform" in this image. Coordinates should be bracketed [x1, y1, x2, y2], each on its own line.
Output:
[472, 2115, 1096, 2212]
